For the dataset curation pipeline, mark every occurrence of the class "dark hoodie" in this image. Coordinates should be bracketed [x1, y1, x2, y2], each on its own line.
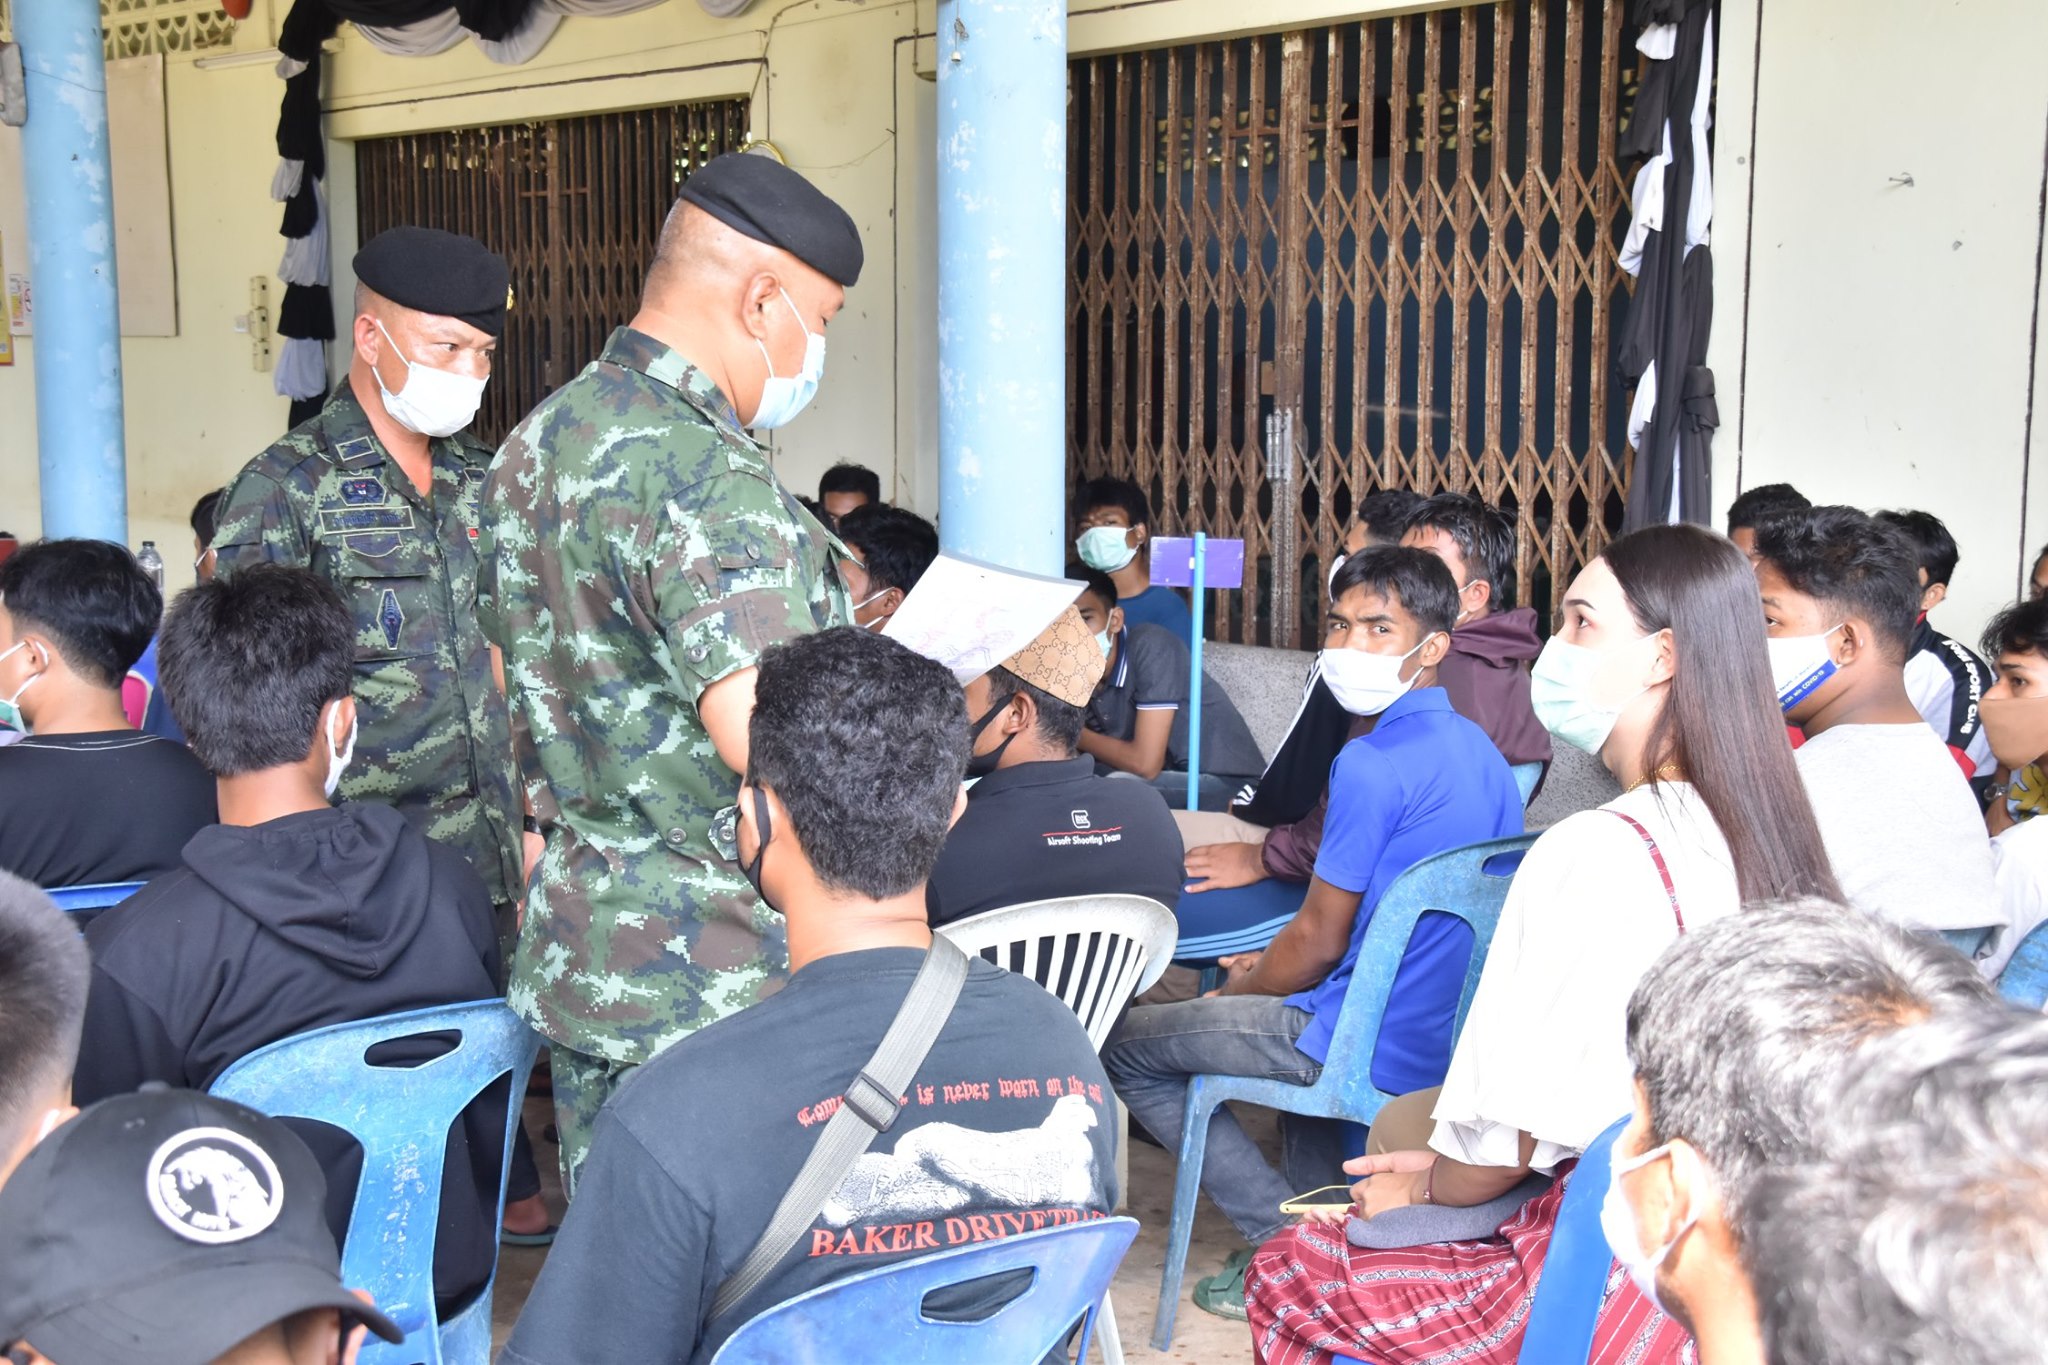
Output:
[75, 802, 506, 1315]
[1260, 608, 1551, 880]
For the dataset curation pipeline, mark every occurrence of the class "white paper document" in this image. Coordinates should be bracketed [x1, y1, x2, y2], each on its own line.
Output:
[883, 554, 1085, 684]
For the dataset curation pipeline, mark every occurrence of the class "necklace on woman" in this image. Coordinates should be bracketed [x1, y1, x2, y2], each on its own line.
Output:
[1625, 762, 1686, 794]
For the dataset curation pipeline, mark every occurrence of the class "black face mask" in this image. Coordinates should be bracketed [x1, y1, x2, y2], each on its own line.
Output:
[963, 698, 1019, 780]
[740, 786, 776, 911]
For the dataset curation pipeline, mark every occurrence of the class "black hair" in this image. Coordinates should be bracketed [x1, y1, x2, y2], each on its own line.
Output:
[157, 564, 355, 777]
[1068, 563, 1118, 609]
[0, 871, 89, 1158]
[1075, 476, 1153, 533]
[1753, 505, 1923, 663]
[747, 628, 969, 899]
[1403, 491, 1515, 608]
[190, 489, 226, 547]
[1601, 524, 1843, 904]
[1328, 545, 1460, 636]
[818, 463, 882, 505]
[1873, 509, 1960, 590]
[837, 504, 939, 596]
[984, 664, 1088, 753]
[1982, 597, 2048, 660]
[1356, 489, 1425, 544]
[1727, 482, 1812, 534]
[0, 538, 160, 688]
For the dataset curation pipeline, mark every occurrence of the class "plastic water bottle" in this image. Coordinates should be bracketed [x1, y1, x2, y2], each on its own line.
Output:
[136, 540, 164, 593]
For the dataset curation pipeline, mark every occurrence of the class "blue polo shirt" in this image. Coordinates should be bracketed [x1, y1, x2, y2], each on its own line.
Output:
[1286, 686, 1523, 1094]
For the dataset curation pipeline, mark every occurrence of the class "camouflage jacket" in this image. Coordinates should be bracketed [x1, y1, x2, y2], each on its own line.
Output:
[479, 326, 850, 1063]
[211, 387, 524, 907]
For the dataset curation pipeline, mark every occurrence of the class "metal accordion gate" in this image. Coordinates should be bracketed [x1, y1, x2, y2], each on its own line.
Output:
[357, 100, 751, 449]
[1069, 1, 1641, 646]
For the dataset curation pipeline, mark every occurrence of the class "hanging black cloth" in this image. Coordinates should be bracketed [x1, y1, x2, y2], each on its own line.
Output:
[1618, 1, 1715, 530]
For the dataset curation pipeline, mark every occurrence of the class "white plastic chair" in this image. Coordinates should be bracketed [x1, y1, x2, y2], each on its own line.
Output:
[936, 893, 1178, 1365]
[935, 894, 1178, 1050]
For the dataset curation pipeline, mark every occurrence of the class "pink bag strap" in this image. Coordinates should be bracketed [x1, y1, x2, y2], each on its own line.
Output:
[1607, 810, 1686, 933]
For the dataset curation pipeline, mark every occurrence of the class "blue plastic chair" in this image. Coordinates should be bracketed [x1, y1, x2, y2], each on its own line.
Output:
[45, 880, 145, 913]
[1938, 926, 1993, 960]
[1998, 918, 2048, 1009]
[1515, 1116, 1628, 1362]
[710, 1216, 1141, 1365]
[209, 1000, 540, 1365]
[1150, 833, 1537, 1349]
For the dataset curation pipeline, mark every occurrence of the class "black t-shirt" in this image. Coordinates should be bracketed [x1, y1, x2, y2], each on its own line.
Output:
[501, 947, 1119, 1365]
[927, 756, 1185, 926]
[0, 730, 216, 887]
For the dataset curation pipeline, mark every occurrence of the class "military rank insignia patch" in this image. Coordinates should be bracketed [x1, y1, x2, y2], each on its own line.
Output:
[380, 589, 404, 649]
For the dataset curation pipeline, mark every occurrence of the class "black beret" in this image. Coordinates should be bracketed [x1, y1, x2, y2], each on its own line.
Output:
[677, 152, 864, 288]
[353, 226, 510, 337]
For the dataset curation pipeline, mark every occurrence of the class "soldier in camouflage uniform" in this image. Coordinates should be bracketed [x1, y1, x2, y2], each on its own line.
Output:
[480, 154, 863, 1191]
[212, 229, 525, 924]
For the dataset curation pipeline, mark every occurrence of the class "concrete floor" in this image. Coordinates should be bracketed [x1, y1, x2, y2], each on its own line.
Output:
[490, 1095, 1262, 1363]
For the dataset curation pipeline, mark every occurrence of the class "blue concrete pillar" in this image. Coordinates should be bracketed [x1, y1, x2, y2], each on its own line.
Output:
[935, 0, 1067, 576]
[18, 0, 127, 542]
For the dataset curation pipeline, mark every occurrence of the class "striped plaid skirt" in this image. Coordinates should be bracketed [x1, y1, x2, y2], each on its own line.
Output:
[1243, 1163, 1697, 1365]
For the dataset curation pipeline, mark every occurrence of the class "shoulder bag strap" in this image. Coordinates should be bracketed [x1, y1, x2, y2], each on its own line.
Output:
[1606, 810, 1686, 933]
[708, 935, 972, 1323]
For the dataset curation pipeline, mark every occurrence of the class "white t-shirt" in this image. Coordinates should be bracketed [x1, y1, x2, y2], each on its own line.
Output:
[1794, 723, 2002, 942]
[1991, 818, 2048, 984]
[1429, 782, 1737, 1172]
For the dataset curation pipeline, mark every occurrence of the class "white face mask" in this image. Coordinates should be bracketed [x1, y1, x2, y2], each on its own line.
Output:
[1319, 635, 1437, 716]
[1076, 525, 1139, 574]
[372, 319, 488, 438]
[1599, 1139, 1698, 1318]
[1326, 553, 1349, 593]
[0, 640, 38, 732]
[1767, 623, 1845, 713]
[751, 291, 826, 430]
[1530, 634, 1659, 756]
[324, 703, 358, 800]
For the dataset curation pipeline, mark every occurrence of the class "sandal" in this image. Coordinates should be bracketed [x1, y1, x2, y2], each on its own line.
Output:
[1191, 1246, 1254, 1321]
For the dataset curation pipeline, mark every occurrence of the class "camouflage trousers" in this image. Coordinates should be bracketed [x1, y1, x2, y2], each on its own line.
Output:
[549, 1043, 640, 1200]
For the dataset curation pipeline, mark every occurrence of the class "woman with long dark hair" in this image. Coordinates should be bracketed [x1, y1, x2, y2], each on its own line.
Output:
[1244, 524, 1839, 1364]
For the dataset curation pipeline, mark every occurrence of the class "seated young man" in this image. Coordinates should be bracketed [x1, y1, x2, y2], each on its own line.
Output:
[1072, 475, 1194, 647]
[0, 538, 215, 887]
[72, 564, 524, 1318]
[817, 461, 881, 529]
[836, 503, 939, 633]
[930, 604, 1182, 925]
[1172, 495, 1549, 911]
[1755, 506, 2003, 952]
[1725, 480, 1810, 559]
[1227, 489, 1428, 835]
[503, 628, 1117, 1365]
[0, 1088, 404, 1365]
[1874, 508, 1995, 784]
[1399, 493, 1551, 772]
[1072, 568, 1265, 812]
[1101, 546, 1522, 1308]
[0, 872, 88, 1190]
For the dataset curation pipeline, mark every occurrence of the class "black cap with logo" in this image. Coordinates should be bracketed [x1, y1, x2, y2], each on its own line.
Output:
[0, 1087, 404, 1364]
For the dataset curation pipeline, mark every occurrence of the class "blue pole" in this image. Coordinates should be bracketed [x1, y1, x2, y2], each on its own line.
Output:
[934, 0, 1066, 577]
[19, 0, 127, 543]
[1187, 531, 1205, 811]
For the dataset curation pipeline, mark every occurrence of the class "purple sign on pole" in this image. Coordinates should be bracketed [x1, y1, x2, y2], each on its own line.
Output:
[1150, 536, 1244, 590]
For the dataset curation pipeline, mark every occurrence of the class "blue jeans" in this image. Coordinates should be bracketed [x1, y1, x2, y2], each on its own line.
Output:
[1102, 996, 1340, 1245]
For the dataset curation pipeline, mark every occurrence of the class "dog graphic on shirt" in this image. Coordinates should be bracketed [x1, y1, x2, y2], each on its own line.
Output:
[820, 1093, 1099, 1227]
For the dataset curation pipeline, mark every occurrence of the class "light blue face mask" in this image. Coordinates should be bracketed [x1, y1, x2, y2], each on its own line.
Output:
[1530, 634, 1657, 756]
[0, 640, 38, 733]
[1076, 525, 1138, 574]
[750, 290, 826, 430]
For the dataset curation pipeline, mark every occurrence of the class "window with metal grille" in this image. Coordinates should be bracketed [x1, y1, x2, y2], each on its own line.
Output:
[1070, 2, 1643, 646]
[356, 101, 752, 448]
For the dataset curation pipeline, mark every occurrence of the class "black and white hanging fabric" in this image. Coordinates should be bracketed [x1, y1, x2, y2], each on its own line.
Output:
[1616, 0, 1717, 530]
